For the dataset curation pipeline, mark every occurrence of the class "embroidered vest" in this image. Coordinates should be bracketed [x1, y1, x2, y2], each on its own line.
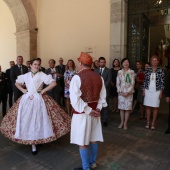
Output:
[78, 69, 102, 103]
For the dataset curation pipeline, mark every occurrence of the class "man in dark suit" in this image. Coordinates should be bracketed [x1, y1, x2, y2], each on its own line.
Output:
[26, 60, 31, 72]
[46, 59, 61, 105]
[6, 61, 15, 107]
[36, 58, 46, 73]
[10, 56, 28, 102]
[56, 58, 65, 105]
[94, 57, 112, 127]
[0, 65, 7, 117]
[165, 73, 170, 134]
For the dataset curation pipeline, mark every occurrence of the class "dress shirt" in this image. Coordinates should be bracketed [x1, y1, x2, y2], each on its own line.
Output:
[99, 67, 105, 76]
[17, 65, 23, 74]
[51, 68, 57, 80]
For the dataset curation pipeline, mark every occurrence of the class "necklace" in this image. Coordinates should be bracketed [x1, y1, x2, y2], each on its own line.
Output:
[151, 73, 155, 80]
[31, 71, 38, 75]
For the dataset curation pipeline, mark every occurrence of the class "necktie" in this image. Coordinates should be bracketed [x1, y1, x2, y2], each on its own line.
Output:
[19, 66, 22, 75]
[100, 68, 102, 76]
[51, 68, 56, 79]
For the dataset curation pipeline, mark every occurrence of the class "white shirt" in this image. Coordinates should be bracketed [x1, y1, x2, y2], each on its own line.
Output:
[50, 68, 57, 80]
[17, 65, 23, 74]
[99, 67, 105, 76]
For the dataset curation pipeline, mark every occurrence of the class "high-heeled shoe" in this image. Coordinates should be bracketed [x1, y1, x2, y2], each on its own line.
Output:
[32, 150, 38, 155]
[145, 122, 150, 129]
[123, 126, 128, 130]
[151, 123, 155, 130]
[123, 123, 128, 130]
[118, 124, 123, 129]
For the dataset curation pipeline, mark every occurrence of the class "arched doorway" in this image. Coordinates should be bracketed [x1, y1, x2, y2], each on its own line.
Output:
[3, 0, 37, 60]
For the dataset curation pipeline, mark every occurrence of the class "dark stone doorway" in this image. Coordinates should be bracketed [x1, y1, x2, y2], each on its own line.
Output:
[128, 0, 170, 69]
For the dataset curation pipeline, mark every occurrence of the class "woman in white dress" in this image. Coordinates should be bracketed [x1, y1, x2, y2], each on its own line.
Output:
[116, 58, 135, 130]
[0, 59, 71, 155]
[143, 55, 164, 130]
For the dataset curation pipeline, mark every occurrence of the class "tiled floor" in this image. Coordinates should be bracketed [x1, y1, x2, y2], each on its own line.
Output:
[0, 100, 170, 170]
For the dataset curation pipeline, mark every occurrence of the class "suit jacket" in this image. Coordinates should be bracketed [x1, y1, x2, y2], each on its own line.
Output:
[10, 64, 28, 90]
[56, 65, 65, 75]
[166, 74, 170, 97]
[56, 65, 65, 87]
[39, 66, 46, 73]
[6, 68, 13, 93]
[94, 67, 112, 89]
[45, 67, 61, 92]
[0, 72, 7, 97]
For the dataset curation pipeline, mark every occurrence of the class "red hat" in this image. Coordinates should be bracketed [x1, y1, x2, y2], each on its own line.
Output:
[78, 52, 93, 65]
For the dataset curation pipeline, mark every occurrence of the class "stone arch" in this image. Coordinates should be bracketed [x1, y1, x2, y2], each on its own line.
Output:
[3, 0, 37, 59]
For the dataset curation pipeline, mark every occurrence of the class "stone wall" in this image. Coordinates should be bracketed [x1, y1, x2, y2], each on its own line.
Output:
[110, 0, 127, 66]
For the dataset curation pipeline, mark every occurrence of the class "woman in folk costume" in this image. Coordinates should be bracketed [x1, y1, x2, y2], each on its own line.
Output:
[116, 58, 135, 130]
[0, 58, 71, 155]
[70, 52, 107, 170]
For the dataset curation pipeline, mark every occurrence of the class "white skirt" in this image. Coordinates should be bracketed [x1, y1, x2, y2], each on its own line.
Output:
[144, 89, 160, 107]
[71, 113, 103, 146]
[144, 74, 160, 107]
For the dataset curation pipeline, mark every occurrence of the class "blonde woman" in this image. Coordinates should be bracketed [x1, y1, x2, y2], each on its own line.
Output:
[143, 55, 164, 130]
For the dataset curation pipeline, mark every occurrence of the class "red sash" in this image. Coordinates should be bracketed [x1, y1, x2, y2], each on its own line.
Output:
[73, 102, 97, 114]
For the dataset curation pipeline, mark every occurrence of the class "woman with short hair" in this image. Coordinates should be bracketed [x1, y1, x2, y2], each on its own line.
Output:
[116, 58, 135, 130]
[143, 55, 164, 130]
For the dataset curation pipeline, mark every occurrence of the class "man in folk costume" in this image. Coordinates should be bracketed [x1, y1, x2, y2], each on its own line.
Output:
[70, 52, 107, 170]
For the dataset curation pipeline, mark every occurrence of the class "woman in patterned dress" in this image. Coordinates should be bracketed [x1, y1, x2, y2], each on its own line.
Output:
[143, 55, 164, 130]
[0, 59, 71, 155]
[64, 60, 76, 115]
[116, 58, 135, 130]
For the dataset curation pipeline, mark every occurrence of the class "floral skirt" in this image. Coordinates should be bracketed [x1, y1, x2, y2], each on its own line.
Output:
[0, 94, 71, 145]
[118, 94, 133, 110]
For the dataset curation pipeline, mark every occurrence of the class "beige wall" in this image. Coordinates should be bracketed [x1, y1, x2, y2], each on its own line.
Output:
[37, 0, 110, 69]
[30, 0, 37, 18]
[0, 1, 16, 71]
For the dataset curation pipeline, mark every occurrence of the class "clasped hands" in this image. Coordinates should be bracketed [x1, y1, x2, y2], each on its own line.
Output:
[90, 108, 101, 118]
[119, 92, 129, 97]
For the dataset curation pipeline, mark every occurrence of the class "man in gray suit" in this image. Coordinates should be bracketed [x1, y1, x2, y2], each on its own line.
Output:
[45, 59, 61, 105]
[94, 57, 112, 127]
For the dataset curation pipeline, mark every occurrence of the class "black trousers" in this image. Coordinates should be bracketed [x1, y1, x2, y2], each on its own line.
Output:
[14, 89, 23, 102]
[8, 91, 13, 108]
[168, 103, 170, 129]
[47, 86, 61, 105]
[0, 90, 7, 117]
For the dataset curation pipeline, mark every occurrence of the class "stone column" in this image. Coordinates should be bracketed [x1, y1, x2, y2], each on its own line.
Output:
[15, 29, 37, 61]
[110, 0, 127, 66]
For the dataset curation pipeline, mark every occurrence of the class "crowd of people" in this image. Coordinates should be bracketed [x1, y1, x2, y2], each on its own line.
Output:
[0, 53, 170, 170]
